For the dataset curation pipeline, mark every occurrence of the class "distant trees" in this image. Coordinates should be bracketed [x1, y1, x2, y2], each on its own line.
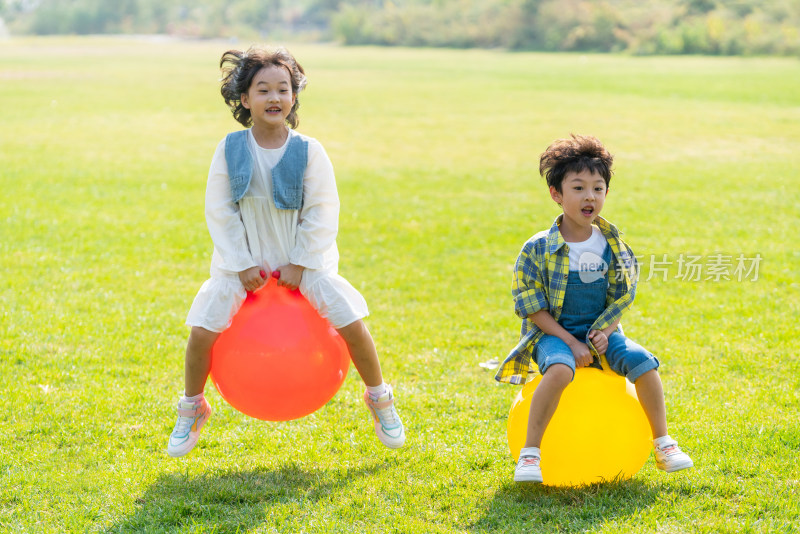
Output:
[329, 0, 800, 55]
[1, 0, 298, 38]
[2, 0, 799, 55]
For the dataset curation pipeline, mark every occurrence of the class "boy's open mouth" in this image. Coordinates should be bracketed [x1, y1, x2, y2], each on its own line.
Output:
[582, 206, 594, 215]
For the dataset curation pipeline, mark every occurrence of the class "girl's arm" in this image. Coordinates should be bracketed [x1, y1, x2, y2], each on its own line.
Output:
[289, 140, 340, 270]
[529, 310, 594, 368]
[205, 140, 258, 274]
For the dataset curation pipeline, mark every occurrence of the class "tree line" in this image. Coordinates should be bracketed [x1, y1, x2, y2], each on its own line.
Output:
[2, 0, 799, 56]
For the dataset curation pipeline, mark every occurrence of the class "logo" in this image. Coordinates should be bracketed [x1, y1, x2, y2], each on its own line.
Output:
[578, 251, 608, 283]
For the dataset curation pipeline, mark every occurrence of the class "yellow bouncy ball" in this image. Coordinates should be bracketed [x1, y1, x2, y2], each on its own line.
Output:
[507, 366, 652, 487]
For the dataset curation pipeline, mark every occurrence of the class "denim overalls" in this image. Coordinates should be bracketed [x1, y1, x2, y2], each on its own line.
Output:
[534, 244, 659, 383]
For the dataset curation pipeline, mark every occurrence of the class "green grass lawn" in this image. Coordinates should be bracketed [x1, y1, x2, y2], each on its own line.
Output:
[1, 37, 799, 533]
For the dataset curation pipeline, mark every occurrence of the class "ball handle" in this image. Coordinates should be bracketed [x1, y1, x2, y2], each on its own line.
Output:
[258, 270, 281, 280]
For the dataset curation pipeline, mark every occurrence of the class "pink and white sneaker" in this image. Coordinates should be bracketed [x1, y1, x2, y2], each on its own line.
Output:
[363, 385, 406, 449]
[655, 438, 694, 473]
[167, 397, 212, 458]
[514, 454, 543, 483]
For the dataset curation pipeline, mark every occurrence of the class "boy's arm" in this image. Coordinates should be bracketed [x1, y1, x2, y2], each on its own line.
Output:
[529, 310, 594, 368]
[587, 239, 638, 356]
[601, 319, 620, 338]
[591, 241, 638, 334]
[588, 319, 620, 356]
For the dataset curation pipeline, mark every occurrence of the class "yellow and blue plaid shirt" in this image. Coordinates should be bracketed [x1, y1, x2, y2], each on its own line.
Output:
[495, 215, 639, 385]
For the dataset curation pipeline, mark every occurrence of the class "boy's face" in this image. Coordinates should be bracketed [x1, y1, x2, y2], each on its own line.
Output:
[550, 170, 608, 236]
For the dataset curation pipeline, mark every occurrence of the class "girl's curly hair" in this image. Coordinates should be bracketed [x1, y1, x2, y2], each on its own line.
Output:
[219, 46, 307, 128]
[539, 134, 614, 192]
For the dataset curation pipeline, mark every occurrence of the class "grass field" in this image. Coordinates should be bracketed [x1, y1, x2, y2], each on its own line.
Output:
[1, 36, 799, 533]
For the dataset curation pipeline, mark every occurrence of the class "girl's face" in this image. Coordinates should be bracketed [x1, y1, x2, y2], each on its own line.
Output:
[241, 65, 295, 130]
[550, 169, 608, 239]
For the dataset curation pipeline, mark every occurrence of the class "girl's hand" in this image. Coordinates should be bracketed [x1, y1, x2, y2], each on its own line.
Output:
[238, 266, 267, 292]
[569, 341, 594, 368]
[274, 264, 305, 291]
[588, 329, 609, 355]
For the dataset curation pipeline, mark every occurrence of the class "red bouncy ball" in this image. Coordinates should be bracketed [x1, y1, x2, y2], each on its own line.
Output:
[210, 273, 350, 421]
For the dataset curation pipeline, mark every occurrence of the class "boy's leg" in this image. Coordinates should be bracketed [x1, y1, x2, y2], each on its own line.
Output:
[605, 333, 693, 472]
[337, 320, 405, 449]
[515, 363, 573, 483]
[633, 369, 667, 439]
[516, 336, 575, 483]
[167, 326, 218, 458]
[524, 363, 574, 448]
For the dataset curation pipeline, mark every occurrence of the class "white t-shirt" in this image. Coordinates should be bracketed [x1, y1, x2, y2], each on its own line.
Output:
[565, 225, 608, 272]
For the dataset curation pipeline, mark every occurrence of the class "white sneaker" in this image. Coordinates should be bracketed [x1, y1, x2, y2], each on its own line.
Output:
[167, 397, 212, 458]
[363, 385, 406, 449]
[655, 438, 693, 473]
[515, 454, 543, 483]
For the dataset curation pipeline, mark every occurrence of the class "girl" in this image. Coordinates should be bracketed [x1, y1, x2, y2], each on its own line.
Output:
[167, 46, 405, 457]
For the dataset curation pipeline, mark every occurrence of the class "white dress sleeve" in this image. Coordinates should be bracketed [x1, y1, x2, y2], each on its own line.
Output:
[289, 140, 340, 269]
[205, 140, 257, 273]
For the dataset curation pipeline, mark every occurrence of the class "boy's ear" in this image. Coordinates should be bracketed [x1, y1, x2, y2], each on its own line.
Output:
[549, 185, 562, 204]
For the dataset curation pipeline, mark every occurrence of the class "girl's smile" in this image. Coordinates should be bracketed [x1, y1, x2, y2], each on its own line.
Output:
[240, 65, 296, 140]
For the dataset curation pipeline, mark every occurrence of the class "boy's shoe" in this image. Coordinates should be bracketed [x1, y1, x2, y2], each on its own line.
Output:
[514, 454, 543, 483]
[655, 438, 693, 473]
[167, 397, 212, 458]
[363, 385, 406, 449]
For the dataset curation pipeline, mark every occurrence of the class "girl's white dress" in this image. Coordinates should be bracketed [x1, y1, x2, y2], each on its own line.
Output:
[186, 129, 368, 332]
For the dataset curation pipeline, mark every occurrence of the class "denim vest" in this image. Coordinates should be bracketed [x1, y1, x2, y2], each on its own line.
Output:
[224, 129, 308, 210]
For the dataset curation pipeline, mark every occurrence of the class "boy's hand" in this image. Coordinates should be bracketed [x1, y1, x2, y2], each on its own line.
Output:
[588, 329, 609, 355]
[569, 341, 594, 368]
[274, 263, 304, 291]
[238, 266, 267, 292]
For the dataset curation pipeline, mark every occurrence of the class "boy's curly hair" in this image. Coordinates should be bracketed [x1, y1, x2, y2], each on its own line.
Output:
[219, 46, 307, 128]
[539, 134, 614, 192]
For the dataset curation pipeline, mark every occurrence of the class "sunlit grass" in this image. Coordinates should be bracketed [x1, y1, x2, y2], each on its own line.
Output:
[1, 37, 799, 533]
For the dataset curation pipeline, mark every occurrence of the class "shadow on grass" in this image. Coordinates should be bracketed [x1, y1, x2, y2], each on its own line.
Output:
[105, 461, 382, 533]
[471, 477, 661, 533]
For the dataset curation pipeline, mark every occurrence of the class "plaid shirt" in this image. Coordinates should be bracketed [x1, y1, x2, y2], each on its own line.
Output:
[495, 215, 639, 385]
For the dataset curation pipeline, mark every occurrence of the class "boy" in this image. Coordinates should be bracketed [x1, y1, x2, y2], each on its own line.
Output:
[496, 134, 693, 483]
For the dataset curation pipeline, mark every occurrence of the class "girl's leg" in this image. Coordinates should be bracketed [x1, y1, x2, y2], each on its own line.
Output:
[184, 326, 220, 397]
[336, 319, 383, 387]
[634, 369, 668, 439]
[524, 363, 573, 447]
[168, 326, 218, 458]
[337, 319, 405, 448]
